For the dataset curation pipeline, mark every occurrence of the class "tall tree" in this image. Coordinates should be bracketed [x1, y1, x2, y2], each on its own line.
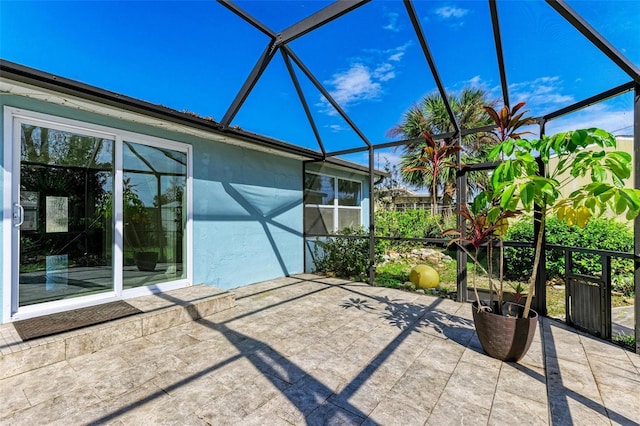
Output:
[387, 88, 497, 212]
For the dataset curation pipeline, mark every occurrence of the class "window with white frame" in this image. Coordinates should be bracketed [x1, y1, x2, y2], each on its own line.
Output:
[304, 172, 362, 235]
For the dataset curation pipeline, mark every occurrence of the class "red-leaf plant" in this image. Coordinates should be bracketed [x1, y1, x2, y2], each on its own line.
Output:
[445, 102, 534, 312]
[404, 131, 462, 216]
[445, 201, 520, 309]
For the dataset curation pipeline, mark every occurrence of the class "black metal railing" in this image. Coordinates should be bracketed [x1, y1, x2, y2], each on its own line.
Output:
[305, 232, 638, 352]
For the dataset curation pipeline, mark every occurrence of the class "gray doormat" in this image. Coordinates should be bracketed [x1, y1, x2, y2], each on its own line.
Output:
[13, 301, 143, 341]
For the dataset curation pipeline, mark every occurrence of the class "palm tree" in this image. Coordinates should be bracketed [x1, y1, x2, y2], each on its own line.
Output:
[388, 88, 497, 213]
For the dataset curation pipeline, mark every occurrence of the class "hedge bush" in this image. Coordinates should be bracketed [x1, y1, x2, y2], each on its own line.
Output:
[312, 227, 383, 280]
[374, 209, 454, 252]
[505, 216, 634, 286]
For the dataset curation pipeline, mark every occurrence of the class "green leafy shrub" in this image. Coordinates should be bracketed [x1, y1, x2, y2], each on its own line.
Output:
[313, 227, 382, 280]
[505, 216, 634, 281]
[374, 209, 453, 252]
[612, 275, 634, 296]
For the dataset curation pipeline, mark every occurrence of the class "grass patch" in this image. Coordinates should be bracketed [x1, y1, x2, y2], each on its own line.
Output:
[375, 262, 412, 288]
[612, 333, 636, 351]
[375, 255, 634, 320]
[375, 257, 457, 288]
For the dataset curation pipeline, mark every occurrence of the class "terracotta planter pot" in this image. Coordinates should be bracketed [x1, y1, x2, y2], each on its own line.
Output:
[472, 301, 538, 362]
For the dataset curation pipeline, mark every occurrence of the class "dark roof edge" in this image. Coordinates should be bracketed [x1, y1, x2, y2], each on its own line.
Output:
[0, 59, 326, 161]
[305, 157, 389, 177]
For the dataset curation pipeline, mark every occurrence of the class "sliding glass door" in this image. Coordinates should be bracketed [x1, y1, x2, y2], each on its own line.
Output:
[6, 108, 191, 319]
[17, 123, 114, 306]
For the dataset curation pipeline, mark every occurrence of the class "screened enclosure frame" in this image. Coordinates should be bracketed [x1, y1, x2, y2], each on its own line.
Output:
[1, 0, 638, 351]
[218, 0, 640, 353]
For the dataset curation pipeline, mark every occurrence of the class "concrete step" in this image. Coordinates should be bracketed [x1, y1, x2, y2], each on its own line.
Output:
[0, 285, 235, 379]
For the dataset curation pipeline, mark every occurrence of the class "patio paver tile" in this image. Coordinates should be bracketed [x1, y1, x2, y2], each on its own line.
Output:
[495, 362, 547, 404]
[488, 389, 549, 425]
[363, 395, 431, 426]
[194, 371, 289, 424]
[328, 365, 402, 417]
[0, 386, 103, 425]
[596, 380, 640, 425]
[388, 359, 452, 412]
[0, 384, 30, 414]
[306, 400, 367, 426]
[1, 274, 639, 425]
[587, 354, 640, 386]
[440, 359, 500, 409]
[241, 396, 303, 426]
[427, 396, 491, 426]
[18, 362, 86, 406]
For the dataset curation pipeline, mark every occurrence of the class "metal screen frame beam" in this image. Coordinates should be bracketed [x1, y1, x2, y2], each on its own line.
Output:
[281, 50, 326, 156]
[216, 0, 276, 38]
[221, 41, 278, 127]
[368, 145, 376, 284]
[455, 134, 468, 302]
[325, 124, 498, 157]
[489, 0, 510, 108]
[533, 120, 548, 316]
[634, 83, 640, 354]
[547, 0, 640, 83]
[404, 0, 459, 135]
[284, 46, 372, 147]
[277, 0, 371, 46]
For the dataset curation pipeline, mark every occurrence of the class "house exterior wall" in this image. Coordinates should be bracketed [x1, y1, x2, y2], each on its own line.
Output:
[0, 91, 306, 322]
[192, 138, 304, 288]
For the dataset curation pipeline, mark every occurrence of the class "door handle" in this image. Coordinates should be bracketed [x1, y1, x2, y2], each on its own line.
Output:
[14, 203, 24, 227]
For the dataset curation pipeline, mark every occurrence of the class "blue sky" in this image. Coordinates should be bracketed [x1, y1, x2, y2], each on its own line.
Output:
[1, 1, 639, 167]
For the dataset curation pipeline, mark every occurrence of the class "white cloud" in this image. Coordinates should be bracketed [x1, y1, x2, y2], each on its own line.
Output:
[326, 124, 347, 133]
[466, 75, 483, 87]
[388, 51, 405, 62]
[545, 104, 633, 136]
[383, 12, 400, 32]
[318, 43, 410, 117]
[434, 5, 469, 19]
[374, 63, 395, 81]
[387, 42, 410, 62]
[325, 63, 381, 106]
[509, 76, 575, 112]
[461, 75, 500, 96]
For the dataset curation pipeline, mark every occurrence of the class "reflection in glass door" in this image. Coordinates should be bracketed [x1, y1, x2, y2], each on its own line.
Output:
[17, 124, 114, 306]
[122, 141, 186, 289]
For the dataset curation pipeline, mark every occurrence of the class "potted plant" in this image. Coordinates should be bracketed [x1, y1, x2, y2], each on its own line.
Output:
[446, 102, 640, 361]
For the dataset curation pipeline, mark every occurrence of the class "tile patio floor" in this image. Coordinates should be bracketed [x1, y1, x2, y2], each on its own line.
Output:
[1, 274, 639, 425]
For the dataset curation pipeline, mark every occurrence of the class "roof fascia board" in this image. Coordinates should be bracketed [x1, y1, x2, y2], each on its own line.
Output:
[0, 60, 323, 160]
[547, 0, 640, 83]
[276, 0, 371, 46]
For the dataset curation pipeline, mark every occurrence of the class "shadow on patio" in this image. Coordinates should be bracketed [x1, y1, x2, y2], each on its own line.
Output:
[1, 275, 639, 425]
